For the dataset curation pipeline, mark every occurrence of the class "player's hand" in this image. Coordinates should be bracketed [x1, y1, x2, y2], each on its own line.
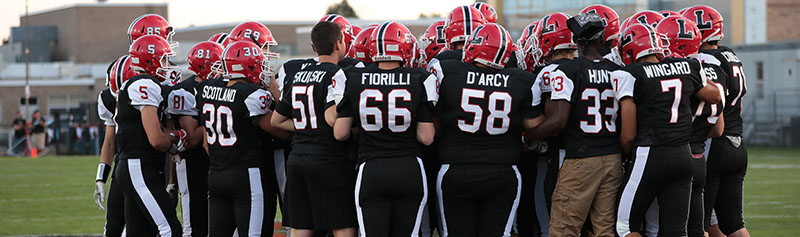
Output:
[94, 181, 106, 211]
[168, 129, 188, 155]
[166, 184, 179, 200]
[172, 153, 182, 164]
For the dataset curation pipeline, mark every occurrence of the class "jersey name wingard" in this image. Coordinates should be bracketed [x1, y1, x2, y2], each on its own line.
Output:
[361, 72, 411, 86]
[643, 61, 692, 79]
[201, 85, 236, 103]
[293, 70, 327, 84]
[466, 71, 509, 87]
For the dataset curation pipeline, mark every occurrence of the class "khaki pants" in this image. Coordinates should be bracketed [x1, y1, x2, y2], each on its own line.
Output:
[549, 154, 623, 237]
[30, 132, 46, 150]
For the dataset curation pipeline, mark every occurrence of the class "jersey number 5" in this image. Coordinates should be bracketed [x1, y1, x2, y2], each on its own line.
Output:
[202, 103, 237, 146]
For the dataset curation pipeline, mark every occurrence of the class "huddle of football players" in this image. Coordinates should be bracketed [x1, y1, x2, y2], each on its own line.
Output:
[90, 2, 750, 237]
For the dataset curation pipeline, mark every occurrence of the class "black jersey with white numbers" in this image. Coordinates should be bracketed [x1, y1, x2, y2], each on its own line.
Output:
[196, 79, 272, 170]
[432, 49, 519, 69]
[338, 64, 436, 162]
[698, 46, 747, 136]
[612, 57, 706, 147]
[97, 89, 116, 126]
[550, 57, 621, 158]
[275, 62, 348, 165]
[115, 75, 168, 161]
[689, 63, 728, 154]
[431, 60, 540, 165]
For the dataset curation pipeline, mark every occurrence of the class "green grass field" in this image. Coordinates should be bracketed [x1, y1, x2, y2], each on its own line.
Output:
[0, 147, 798, 236]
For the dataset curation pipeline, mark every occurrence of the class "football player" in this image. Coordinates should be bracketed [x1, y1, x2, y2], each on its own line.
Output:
[333, 21, 436, 236]
[166, 41, 224, 236]
[686, 5, 752, 237]
[472, 2, 498, 23]
[270, 21, 357, 237]
[418, 20, 446, 69]
[523, 12, 622, 236]
[612, 23, 721, 237]
[350, 25, 377, 65]
[209, 32, 231, 48]
[115, 35, 185, 236]
[94, 55, 136, 237]
[197, 40, 282, 236]
[580, 5, 623, 67]
[431, 6, 521, 70]
[428, 23, 543, 236]
[319, 14, 364, 68]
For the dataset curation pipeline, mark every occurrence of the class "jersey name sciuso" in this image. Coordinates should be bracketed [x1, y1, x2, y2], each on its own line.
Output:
[612, 57, 706, 147]
[276, 62, 347, 163]
[196, 79, 271, 170]
[338, 64, 436, 162]
[689, 63, 728, 154]
[550, 57, 621, 158]
[698, 46, 747, 136]
[431, 60, 540, 164]
[115, 75, 169, 161]
[168, 75, 209, 159]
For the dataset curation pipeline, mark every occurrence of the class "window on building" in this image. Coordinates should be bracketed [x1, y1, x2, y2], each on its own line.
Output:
[756, 61, 764, 99]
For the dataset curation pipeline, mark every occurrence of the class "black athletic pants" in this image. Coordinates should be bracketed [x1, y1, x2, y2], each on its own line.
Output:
[116, 158, 182, 237]
[208, 167, 270, 236]
[642, 153, 707, 237]
[437, 163, 521, 237]
[617, 145, 693, 237]
[355, 157, 427, 236]
[104, 162, 125, 237]
[175, 155, 209, 236]
[704, 136, 747, 235]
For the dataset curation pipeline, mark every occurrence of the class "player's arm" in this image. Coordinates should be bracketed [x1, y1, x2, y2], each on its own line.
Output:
[618, 98, 637, 158]
[326, 69, 348, 127]
[333, 117, 353, 141]
[98, 126, 115, 169]
[94, 125, 115, 211]
[709, 113, 724, 138]
[695, 64, 722, 104]
[270, 112, 295, 132]
[141, 106, 175, 152]
[259, 111, 292, 140]
[178, 116, 204, 148]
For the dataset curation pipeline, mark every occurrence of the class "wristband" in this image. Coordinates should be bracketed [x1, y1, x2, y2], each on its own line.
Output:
[96, 163, 111, 182]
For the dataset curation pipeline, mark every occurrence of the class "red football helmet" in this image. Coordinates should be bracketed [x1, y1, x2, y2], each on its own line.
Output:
[444, 6, 487, 48]
[127, 14, 176, 48]
[627, 10, 664, 29]
[660, 10, 681, 18]
[222, 41, 269, 85]
[472, 2, 498, 23]
[580, 5, 620, 45]
[619, 23, 667, 65]
[108, 55, 137, 98]
[419, 21, 447, 66]
[128, 35, 177, 81]
[535, 13, 577, 66]
[657, 16, 702, 57]
[188, 42, 224, 80]
[352, 25, 377, 63]
[319, 14, 355, 51]
[463, 23, 513, 69]
[208, 33, 231, 48]
[681, 5, 724, 43]
[229, 22, 280, 58]
[517, 20, 540, 50]
[369, 22, 418, 67]
[347, 25, 364, 58]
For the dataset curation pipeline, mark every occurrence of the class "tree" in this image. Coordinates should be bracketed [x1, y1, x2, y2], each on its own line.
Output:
[326, 0, 359, 18]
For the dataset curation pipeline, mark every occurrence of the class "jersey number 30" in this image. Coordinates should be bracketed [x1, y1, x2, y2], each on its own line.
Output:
[202, 103, 237, 146]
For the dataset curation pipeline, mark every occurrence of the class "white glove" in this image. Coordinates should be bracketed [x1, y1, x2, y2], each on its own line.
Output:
[168, 129, 188, 155]
[94, 181, 106, 211]
[166, 183, 179, 200]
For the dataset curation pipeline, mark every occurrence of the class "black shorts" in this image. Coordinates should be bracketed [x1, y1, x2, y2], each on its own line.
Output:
[208, 167, 270, 236]
[356, 157, 427, 236]
[284, 155, 357, 230]
[704, 136, 747, 234]
[617, 145, 693, 237]
[437, 163, 521, 237]
[116, 158, 182, 237]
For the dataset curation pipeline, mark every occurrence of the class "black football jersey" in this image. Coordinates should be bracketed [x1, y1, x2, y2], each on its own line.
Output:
[97, 89, 116, 126]
[430, 60, 540, 164]
[196, 79, 272, 170]
[688, 63, 728, 154]
[337, 64, 436, 163]
[432, 49, 519, 69]
[612, 57, 706, 147]
[550, 57, 621, 158]
[533, 58, 571, 150]
[698, 46, 747, 136]
[168, 75, 209, 159]
[339, 57, 366, 68]
[115, 75, 169, 161]
[275, 62, 348, 165]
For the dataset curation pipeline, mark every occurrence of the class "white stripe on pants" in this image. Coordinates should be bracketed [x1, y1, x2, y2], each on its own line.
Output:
[617, 147, 650, 237]
[128, 159, 172, 237]
[504, 165, 522, 237]
[247, 168, 264, 236]
[175, 158, 192, 236]
[436, 164, 450, 237]
[412, 158, 429, 236]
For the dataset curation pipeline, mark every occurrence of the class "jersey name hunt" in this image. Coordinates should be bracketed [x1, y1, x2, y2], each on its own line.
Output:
[362, 72, 412, 86]
[202, 86, 236, 103]
[466, 71, 509, 87]
[587, 69, 612, 84]
[642, 61, 692, 78]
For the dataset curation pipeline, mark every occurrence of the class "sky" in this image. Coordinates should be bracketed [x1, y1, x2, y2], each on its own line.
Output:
[0, 0, 473, 42]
